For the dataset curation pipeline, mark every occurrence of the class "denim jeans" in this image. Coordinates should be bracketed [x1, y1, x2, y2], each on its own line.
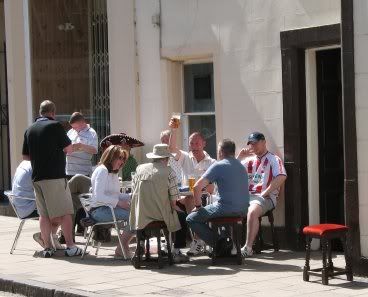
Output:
[91, 206, 130, 230]
[186, 203, 247, 246]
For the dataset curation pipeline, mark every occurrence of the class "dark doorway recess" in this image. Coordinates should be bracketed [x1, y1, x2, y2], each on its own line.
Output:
[316, 49, 344, 226]
[316, 49, 344, 250]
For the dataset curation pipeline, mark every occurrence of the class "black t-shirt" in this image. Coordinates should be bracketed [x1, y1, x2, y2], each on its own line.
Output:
[22, 117, 71, 182]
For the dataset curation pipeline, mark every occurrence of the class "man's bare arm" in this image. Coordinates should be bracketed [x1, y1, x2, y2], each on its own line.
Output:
[193, 177, 210, 209]
[22, 155, 30, 161]
[261, 175, 287, 198]
[63, 144, 73, 155]
[168, 119, 182, 161]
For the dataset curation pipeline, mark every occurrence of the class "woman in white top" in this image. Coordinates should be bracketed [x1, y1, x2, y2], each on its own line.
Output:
[90, 145, 134, 258]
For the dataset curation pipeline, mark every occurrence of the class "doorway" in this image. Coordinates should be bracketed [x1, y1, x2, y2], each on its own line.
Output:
[316, 49, 345, 227]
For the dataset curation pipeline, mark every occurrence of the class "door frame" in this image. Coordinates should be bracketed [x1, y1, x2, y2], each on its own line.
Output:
[280, 23, 360, 256]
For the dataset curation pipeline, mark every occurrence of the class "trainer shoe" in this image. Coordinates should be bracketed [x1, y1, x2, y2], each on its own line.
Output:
[230, 245, 238, 256]
[42, 248, 55, 258]
[241, 246, 254, 258]
[186, 239, 205, 256]
[33, 232, 45, 248]
[65, 246, 83, 257]
[173, 251, 189, 263]
[51, 234, 65, 250]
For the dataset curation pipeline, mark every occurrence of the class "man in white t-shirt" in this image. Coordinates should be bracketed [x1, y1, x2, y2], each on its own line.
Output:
[237, 132, 287, 257]
[168, 119, 216, 256]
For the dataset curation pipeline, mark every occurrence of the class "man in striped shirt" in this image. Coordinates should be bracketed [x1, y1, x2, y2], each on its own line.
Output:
[66, 112, 98, 178]
[237, 132, 287, 257]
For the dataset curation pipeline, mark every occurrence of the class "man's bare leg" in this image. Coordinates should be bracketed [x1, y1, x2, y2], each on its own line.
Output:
[245, 204, 263, 249]
[39, 216, 52, 248]
[59, 214, 75, 247]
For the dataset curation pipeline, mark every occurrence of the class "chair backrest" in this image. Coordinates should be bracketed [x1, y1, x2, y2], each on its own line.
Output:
[78, 193, 93, 218]
[4, 190, 37, 219]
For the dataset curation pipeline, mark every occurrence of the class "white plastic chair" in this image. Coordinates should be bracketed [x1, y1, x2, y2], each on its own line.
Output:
[4, 191, 38, 254]
[78, 193, 129, 259]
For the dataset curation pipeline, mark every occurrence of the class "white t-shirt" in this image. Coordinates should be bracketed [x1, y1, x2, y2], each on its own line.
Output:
[241, 151, 287, 205]
[177, 150, 216, 180]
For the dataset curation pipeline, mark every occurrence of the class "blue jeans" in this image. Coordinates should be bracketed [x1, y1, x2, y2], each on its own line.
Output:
[186, 203, 247, 246]
[91, 206, 130, 230]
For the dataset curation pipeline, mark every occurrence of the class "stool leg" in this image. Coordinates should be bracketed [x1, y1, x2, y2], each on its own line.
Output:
[157, 229, 163, 269]
[321, 239, 329, 285]
[303, 236, 311, 282]
[327, 240, 334, 273]
[235, 222, 242, 265]
[341, 235, 353, 281]
[164, 229, 173, 266]
[145, 233, 151, 260]
[212, 224, 218, 265]
[132, 230, 142, 269]
[268, 212, 279, 252]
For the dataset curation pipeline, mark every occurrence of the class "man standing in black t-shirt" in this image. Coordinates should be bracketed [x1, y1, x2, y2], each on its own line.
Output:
[22, 100, 82, 257]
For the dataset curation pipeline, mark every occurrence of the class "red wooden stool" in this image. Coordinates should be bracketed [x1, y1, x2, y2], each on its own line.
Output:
[207, 216, 244, 265]
[302, 224, 353, 285]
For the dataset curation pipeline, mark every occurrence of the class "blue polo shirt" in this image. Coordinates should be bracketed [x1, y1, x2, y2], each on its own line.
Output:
[203, 157, 249, 212]
[11, 161, 36, 218]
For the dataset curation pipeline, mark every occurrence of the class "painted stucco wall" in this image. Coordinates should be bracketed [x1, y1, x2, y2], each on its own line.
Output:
[354, 0, 368, 258]
[158, 0, 341, 226]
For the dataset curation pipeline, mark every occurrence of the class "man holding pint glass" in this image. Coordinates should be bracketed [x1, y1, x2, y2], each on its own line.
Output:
[168, 114, 216, 256]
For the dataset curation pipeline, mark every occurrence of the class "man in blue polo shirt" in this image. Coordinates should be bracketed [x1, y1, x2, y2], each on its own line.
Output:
[186, 139, 249, 246]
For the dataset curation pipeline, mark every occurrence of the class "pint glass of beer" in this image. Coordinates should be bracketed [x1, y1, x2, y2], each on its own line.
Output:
[171, 113, 181, 129]
[189, 176, 196, 192]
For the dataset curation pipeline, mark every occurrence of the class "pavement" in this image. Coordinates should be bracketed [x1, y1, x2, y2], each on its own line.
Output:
[0, 215, 368, 297]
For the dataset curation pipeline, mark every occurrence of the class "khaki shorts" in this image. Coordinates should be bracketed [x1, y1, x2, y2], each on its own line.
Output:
[33, 178, 74, 218]
[249, 194, 275, 215]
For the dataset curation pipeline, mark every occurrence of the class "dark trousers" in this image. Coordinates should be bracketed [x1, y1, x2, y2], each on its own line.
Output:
[174, 211, 188, 249]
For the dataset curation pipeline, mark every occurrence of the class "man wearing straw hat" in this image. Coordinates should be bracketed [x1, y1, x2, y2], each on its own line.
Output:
[129, 144, 189, 263]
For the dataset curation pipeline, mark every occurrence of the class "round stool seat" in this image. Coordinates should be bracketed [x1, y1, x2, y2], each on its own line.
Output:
[303, 224, 348, 237]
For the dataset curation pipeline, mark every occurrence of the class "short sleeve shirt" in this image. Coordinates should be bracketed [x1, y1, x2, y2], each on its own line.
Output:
[241, 151, 287, 204]
[66, 125, 98, 176]
[178, 150, 216, 179]
[203, 157, 249, 212]
[11, 160, 36, 219]
[22, 117, 71, 181]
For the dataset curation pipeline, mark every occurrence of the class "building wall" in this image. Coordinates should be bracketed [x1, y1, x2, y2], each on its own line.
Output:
[4, 0, 32, 177]
[354, 0, 368, 258]
[157, 0, 341, 226]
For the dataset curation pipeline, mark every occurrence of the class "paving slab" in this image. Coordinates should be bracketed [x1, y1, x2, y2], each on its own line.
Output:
[0, 215, 367, 297]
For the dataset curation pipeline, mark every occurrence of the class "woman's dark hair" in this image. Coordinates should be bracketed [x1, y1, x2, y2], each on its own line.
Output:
[99, 145, 128, 173]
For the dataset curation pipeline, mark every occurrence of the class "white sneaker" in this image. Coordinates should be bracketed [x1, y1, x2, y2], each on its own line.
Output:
[186, 239, 205, 256]
[241, 246, 254, 258]
[230, 245, 237, 256]
[51, 234, 65, 250]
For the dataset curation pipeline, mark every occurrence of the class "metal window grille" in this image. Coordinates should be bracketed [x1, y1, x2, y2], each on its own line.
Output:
[89, 0, 110, 157]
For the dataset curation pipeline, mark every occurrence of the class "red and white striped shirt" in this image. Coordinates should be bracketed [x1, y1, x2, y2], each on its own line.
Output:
[241, 151, 286, 204]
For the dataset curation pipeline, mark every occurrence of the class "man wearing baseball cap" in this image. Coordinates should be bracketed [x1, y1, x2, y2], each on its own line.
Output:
[237, 132, 287, 257]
